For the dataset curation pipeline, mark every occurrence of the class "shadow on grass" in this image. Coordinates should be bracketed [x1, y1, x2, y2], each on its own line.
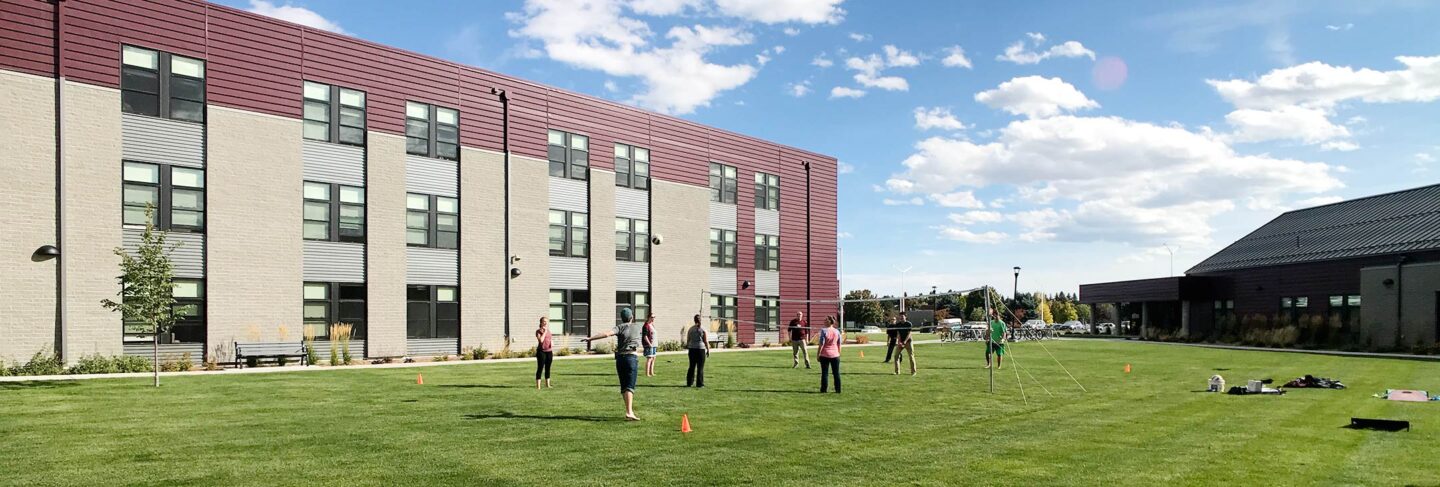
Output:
[440, 384, 529, 389]
[464, 411, 617, 422]
[0, 381, 80, 390]
[717, 388, 821, 395]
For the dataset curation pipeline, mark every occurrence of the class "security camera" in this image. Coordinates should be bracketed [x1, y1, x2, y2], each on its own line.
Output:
[651, 234, 663, 246]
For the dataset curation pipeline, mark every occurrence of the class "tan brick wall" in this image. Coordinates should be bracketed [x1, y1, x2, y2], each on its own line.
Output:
[367, 132, 407, 357]
[0, 71, 58, 362]
[459, 146, 506, 353]
[508, 155, 552, 349]
[60, 81, 124, 361]
[206, 106, 302, 349]
[651, 180, 710, 340]
[590, 170, 617, 335]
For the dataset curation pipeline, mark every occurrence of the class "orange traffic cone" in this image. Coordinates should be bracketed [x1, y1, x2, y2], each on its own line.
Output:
[1123, 364, 1131, 374]
[416, 373, 425, 385]
[680, 414, 692, 433]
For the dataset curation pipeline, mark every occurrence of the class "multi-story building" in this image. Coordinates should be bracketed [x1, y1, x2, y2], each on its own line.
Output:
[0, 0, 839, 363]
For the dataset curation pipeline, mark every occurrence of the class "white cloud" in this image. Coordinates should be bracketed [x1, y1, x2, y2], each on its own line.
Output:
[1207, 56, 1440, 110]
[837, 231, 853, 239]
[246, 0, 347, 34]
[848, 32, 870, 42]
[883, 197, 924, 206]
[948, 210, 1003, 225]
[811, 54, 834, 67]
[787, 80, 811, 97]
[996, 33, 1095, 65]
[1417, 152, 1437, 163]
[913, 107, 968, 132]
[837, 161, 855, 174]
[629, 0, 702, 15]
[1345, 116, 1367, 125]
[974, 76, 1099, 119]
[783, 27, 801, 36]
[941, 45, 972, 69]
[511, 0, 761, 115]
[842, 45, 920, 92]
[1325, 23, 1354, 31]
[756, 53, 771, 65]
[883, 45, 920, 67]
[829, 86, 865, 98]
[712, 0, 845, 24]
[928, 191, 985, 208]
[885, 114, 1343, 247]
[1320, 141, 1360, 152]
[938, 227, 1009, 244]
[603, 80, 619, 92]
[1223, 106, 1350, 144]
[773, 45, 786, 54]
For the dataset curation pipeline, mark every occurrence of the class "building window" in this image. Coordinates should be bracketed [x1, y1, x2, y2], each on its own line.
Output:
[548, 130, 589, 180]
[407, 285, 459, 339]
[709, 228, 736, 268]
[303, 81, 366, 145]
[406, 193, 458, 249]
[755, 296, 780, 332]
[549, 289, 590, 336]
[710, 294, 737, 333]
[121, 45, 206, 123]
[754, 233, 779, 271]
[1327, 295, 1360, 331]
[616, 291, 650, 324]
[614, 217, 650, 262]
[1280, 296, 1309, 322]
[406, 102, 459, 160]
[125, 279, 204, 343]
[303, 182, 366, 242]
[304, 283, 367, 340]
[614, 143, 650, 190]
[754, 172, 779, 210]
[123, 161, 205, 232]
[549, 210, 590, 257]
[709, 163, 737, 203]
[1212, 299, 1235, 329]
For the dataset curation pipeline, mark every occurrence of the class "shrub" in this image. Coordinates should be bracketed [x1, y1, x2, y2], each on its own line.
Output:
[334, 323, 355, 365]
[761, 339, 771, 348]
[67, 355, 122, 375]
[556, 347, 570, 357]
[303, 325, 320, 366]
[725, 333, 736, 349]
[658, 340, 683, 352]
[522, 347, 537, 358]
[433, 354, 450, 362]
[328, 338, 340, 367]
[855, 334, 871, 344]
[592, 342, 614, 355]
[11, 348, 64, 376]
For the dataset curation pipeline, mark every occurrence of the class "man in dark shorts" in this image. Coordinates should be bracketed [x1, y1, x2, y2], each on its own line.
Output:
[788, 311, 811, 369]
[584, 307, 644, 421]
[893, 312, 916, 375]
[985, 309, 1006, 370]
[883, 315, 900, 363]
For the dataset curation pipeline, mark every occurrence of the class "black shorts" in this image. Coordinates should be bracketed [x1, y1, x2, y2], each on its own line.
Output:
[987, 342, 1004, 354]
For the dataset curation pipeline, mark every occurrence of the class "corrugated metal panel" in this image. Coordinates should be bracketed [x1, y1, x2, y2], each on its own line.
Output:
[549, 177, 589, 212]
[303, 240, 365, 283]
[616, 261, 649, 291]
[405, 155, 458, 197]
[615, 187, 649, 219]
[123, 342, 205, 364]
[548, 256, 588, 289]
[755, 208, 780, 235]
[407, 247, 458, 285]
[709, 203, 736, 230]
[407, 338, 458, 356]
[124, 228, 203, 278]
[709, 267, 737, 296]
[121, 113, 206, 168]
[310, 340, 367, 360]
[755, 269, 779, 296]
[302, 140, 365, 186]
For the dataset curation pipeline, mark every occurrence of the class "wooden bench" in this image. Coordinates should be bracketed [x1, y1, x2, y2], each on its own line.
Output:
[234, 341, 308, 369]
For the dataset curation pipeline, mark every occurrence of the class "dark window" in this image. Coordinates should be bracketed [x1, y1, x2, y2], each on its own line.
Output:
[304, 282, 367, 341]
[303, 182, 365, 243]
[1212, 299, 1235, 330]
[121, 45, 205, 122]
[550, 289, 590, 336]
[755, 296, 780, 332]
[303, 81, 366, 146]
[406, 102, 459, 160]
[548, 130, 589, 180]
[616, 291, 650, 325]
[614, 143, 650, 190]
[754, 172, 779, 210]
[122, 161, 204, 232]
[754, 233, 779, 271]
[709, 228, 736, 268]
[614, 217, 650, 262]
[1326, 295, 1360, 332]
[549, 209, 590, 257]
[124, 279, 204, 344]
[709, 163, 737, 204]
[407, 285, 459, 339]
[1280, 296, 1310, 323]
[406, 193, 458, 249]
[710, 294, 737, 334]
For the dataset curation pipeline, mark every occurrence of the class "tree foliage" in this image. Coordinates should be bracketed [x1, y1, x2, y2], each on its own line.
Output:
[1076, 303, 1093, 323]
[100, 205, 177, 387]
[842, 289, 885, 325]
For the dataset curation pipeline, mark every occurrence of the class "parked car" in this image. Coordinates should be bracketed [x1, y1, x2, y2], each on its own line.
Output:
[1095, 322, 1116, 334]
[1022, 319, 1048, 329]
[861, 326, 883, 334]
[1060, 320, 1087, 332]
[961, 321, 988, 330]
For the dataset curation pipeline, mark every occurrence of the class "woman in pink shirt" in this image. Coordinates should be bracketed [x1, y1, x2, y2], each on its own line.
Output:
[817, 316, 842, 393]
[536, 316, 554, 389]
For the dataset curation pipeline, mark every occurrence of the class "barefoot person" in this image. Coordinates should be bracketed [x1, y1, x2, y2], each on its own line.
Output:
[817, 316, 842, 393]
[535, 317, 554, 389]
[893, 311, 916, 375]
[642, 314, 658, 377]
[788, 311, 811, 369]
[583, 308, 644, 421]
[685, 314, 710, 388]
[985, 309, 1006, 370]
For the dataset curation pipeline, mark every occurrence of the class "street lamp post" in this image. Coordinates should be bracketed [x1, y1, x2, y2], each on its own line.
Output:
[1012, 266, 1021, 301]
[1162, 243, 1178, 277]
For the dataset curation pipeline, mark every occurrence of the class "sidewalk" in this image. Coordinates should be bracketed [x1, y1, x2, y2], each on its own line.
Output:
[1, 338, 919, 383]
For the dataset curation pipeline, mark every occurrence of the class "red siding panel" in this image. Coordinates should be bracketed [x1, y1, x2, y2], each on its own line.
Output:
[0, 0, 54, 77]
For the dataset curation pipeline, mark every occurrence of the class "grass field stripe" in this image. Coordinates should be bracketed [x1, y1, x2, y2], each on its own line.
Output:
[1037, 339, 1088, 393]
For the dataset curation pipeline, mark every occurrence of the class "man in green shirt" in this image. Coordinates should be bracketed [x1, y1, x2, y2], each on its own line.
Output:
[985, 309, 1005, 370]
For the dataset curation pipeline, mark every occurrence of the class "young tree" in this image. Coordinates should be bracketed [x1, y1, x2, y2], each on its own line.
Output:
[842, 289, 885, 326]
[1037, 293, 1054, 323]
[1076, 303, 1093, 324]
[101, 205, 177, 387]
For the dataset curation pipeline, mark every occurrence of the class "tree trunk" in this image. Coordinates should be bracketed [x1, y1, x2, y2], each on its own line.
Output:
[152, 331, 160, 387]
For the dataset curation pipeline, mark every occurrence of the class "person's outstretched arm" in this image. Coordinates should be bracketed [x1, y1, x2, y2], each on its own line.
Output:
[583, 329, 617, 343]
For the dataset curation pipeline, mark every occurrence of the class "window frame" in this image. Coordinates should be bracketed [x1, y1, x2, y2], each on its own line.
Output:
[406, 193, 458, 249]
[709, 228, 737, 268]
[709, 162, 738, 204]
[754, 172, 779, 210]
[549, 209, 590, 258]
[303, 81, 367, 146]
[406, 101, 459, 160]
[613, 143, 650, 190]
[120, 45, 205, 123]
[709, 294, 737, 333]
[754, 233, 779, 271]
[614, 217, 650, 262]
[304, 181, 366, 243]
[125, 278, 205, 344]
[548, 129, 590, 181]
[407, 284, 459, 339]
[550, 289, 591, 336]
[755, 296, 780, 332]
[122, 161, 205, 233]
[616, 291, 650, 325]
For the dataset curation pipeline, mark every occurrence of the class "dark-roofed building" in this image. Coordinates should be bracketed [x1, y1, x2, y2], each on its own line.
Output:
[1080, 184, 1440, 350]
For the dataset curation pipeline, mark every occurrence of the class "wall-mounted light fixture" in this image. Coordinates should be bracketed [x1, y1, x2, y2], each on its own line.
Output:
[32, 245, 60, 261]
[1383, 278, 1395, 288]
[741, 280, 751, 290]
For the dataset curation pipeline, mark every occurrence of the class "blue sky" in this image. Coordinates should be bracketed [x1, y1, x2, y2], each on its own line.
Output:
[227, 0, 1440, 296]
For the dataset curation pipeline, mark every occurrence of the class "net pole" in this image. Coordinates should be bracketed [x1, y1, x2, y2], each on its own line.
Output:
[985, 285, 993, 394]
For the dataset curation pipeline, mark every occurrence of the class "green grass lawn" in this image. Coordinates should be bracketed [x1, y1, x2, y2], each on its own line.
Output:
[3, 340, 1439, 486]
